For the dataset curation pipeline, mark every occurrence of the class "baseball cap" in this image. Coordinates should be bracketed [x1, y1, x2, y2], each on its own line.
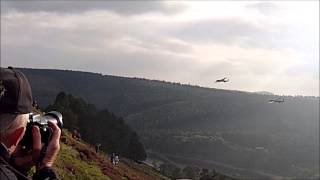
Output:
[0, 67, 33, 114]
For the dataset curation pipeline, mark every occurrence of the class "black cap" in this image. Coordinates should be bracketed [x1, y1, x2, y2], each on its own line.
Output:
[0, 67, 33, 114]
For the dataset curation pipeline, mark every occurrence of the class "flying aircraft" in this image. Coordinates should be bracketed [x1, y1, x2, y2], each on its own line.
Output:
[268, 98, 284, 103]
[215, 77, 229, 83]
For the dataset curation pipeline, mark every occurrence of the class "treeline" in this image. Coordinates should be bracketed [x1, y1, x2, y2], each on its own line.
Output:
[20, 68, 318, 133]
[141, 129, 319, 178]
[158, 163, 235, 180]
[46, 92, 146, 161]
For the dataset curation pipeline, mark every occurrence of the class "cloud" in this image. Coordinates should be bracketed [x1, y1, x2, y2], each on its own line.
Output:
[1, 10, 193, 54]
[246, 2, 279, 15]
[172, 18, 265, 45]
[1, 1, 318, 96]
[2, 37, 197, 84]
[171, 16, 319, 59]
[1, 1, 185, 16]
[1, 11, 196, 81]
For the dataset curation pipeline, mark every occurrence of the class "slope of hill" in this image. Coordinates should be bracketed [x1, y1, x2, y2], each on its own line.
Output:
[54, 129, 169, 180]
[20, 68, 319, 179]
[54, 129, 235, 180]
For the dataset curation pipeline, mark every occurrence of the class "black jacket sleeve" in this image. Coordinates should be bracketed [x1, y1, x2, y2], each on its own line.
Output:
[32, 167, 59, 180]
[0, 164, 18, 180]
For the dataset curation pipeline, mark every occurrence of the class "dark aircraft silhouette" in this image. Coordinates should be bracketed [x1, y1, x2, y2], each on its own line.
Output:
[268, 98, 284, 103]
[215, 77, 229, 83]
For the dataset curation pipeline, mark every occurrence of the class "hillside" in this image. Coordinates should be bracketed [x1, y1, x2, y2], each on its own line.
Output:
[30, 107, 168, 180]
[54, 129, 169, 180]
[55, 130, 236, 180]
[20, 68, 319, 179]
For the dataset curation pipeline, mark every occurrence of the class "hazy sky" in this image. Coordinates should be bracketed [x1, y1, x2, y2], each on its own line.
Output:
[1, 1, 319, 96]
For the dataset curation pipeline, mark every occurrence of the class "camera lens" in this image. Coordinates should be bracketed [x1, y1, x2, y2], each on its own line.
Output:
[44, 111, 63, 129]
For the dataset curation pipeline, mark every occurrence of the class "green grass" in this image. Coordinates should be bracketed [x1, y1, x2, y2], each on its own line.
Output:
[54, 142, 111, 180]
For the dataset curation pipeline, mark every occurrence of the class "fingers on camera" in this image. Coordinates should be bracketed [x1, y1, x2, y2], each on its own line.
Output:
[32, 126, 41, 162]
[48, 121, 61, 149]
[32, 126, 41, 150]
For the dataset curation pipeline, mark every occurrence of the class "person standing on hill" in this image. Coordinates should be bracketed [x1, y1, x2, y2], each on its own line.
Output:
[110, 153, 115, 165]
[0, 67, 61, 180]
[95, 143, 101, 153]
[114, 154, 119, 165]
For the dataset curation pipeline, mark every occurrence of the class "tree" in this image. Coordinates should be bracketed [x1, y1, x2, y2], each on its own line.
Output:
[182, 166, 200, 179]
[47, 92, 147, 161]
[200, 168, 209, 177]
[126, 133, 147, 161]
[160, 163, 181, 178]
[172, 167, 181, 179]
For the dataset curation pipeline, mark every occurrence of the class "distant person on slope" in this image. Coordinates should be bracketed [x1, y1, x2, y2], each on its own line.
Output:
[0, 67, 61, 180]
[95, 143, 101, 153]
[111, 153, 115, 165]
[114, 154, 119, 165]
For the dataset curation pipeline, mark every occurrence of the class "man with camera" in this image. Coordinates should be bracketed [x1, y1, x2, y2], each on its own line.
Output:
[0, 67, 61, 180]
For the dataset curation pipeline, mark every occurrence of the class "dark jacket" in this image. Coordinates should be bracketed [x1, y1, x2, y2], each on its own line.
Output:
[0, 143, 59, 180]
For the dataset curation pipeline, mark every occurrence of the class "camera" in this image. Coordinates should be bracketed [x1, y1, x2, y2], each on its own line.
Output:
[19, 111, 63, 150]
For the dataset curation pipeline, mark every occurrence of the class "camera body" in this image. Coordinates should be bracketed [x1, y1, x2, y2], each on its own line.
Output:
[19, 111, 63, 150]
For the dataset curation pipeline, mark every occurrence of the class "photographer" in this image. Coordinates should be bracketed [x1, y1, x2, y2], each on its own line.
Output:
[0, 67, 61, 180]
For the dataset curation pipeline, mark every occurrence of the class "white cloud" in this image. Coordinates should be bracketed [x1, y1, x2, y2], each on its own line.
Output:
[1, 1, 185, 16]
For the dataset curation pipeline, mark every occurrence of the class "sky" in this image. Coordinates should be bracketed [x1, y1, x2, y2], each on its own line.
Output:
[1, 1, 319, 96]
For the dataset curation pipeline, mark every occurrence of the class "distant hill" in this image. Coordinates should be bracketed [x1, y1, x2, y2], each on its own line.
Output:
[20, 68, 319, 179]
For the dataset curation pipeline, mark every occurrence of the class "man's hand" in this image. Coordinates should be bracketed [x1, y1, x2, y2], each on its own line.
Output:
[12, 126, 42, 171]
[38, 121, 61, 169]
[12, 121, 61, 171]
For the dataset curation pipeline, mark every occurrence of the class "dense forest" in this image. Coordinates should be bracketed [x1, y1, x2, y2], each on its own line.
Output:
[46, 92, 147, 161]
[20, 68, 319, 179]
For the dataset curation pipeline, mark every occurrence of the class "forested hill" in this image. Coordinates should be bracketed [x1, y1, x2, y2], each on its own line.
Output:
[20, 68, 319, 179]
[20, 68, 318, 131]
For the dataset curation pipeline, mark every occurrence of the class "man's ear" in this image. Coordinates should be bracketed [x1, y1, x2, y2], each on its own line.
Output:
[9, 127, 26, 146]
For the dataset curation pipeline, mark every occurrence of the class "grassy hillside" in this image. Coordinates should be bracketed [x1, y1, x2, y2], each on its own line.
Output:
[54, 130, 236, 180]
[54, 129, 169, 180]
